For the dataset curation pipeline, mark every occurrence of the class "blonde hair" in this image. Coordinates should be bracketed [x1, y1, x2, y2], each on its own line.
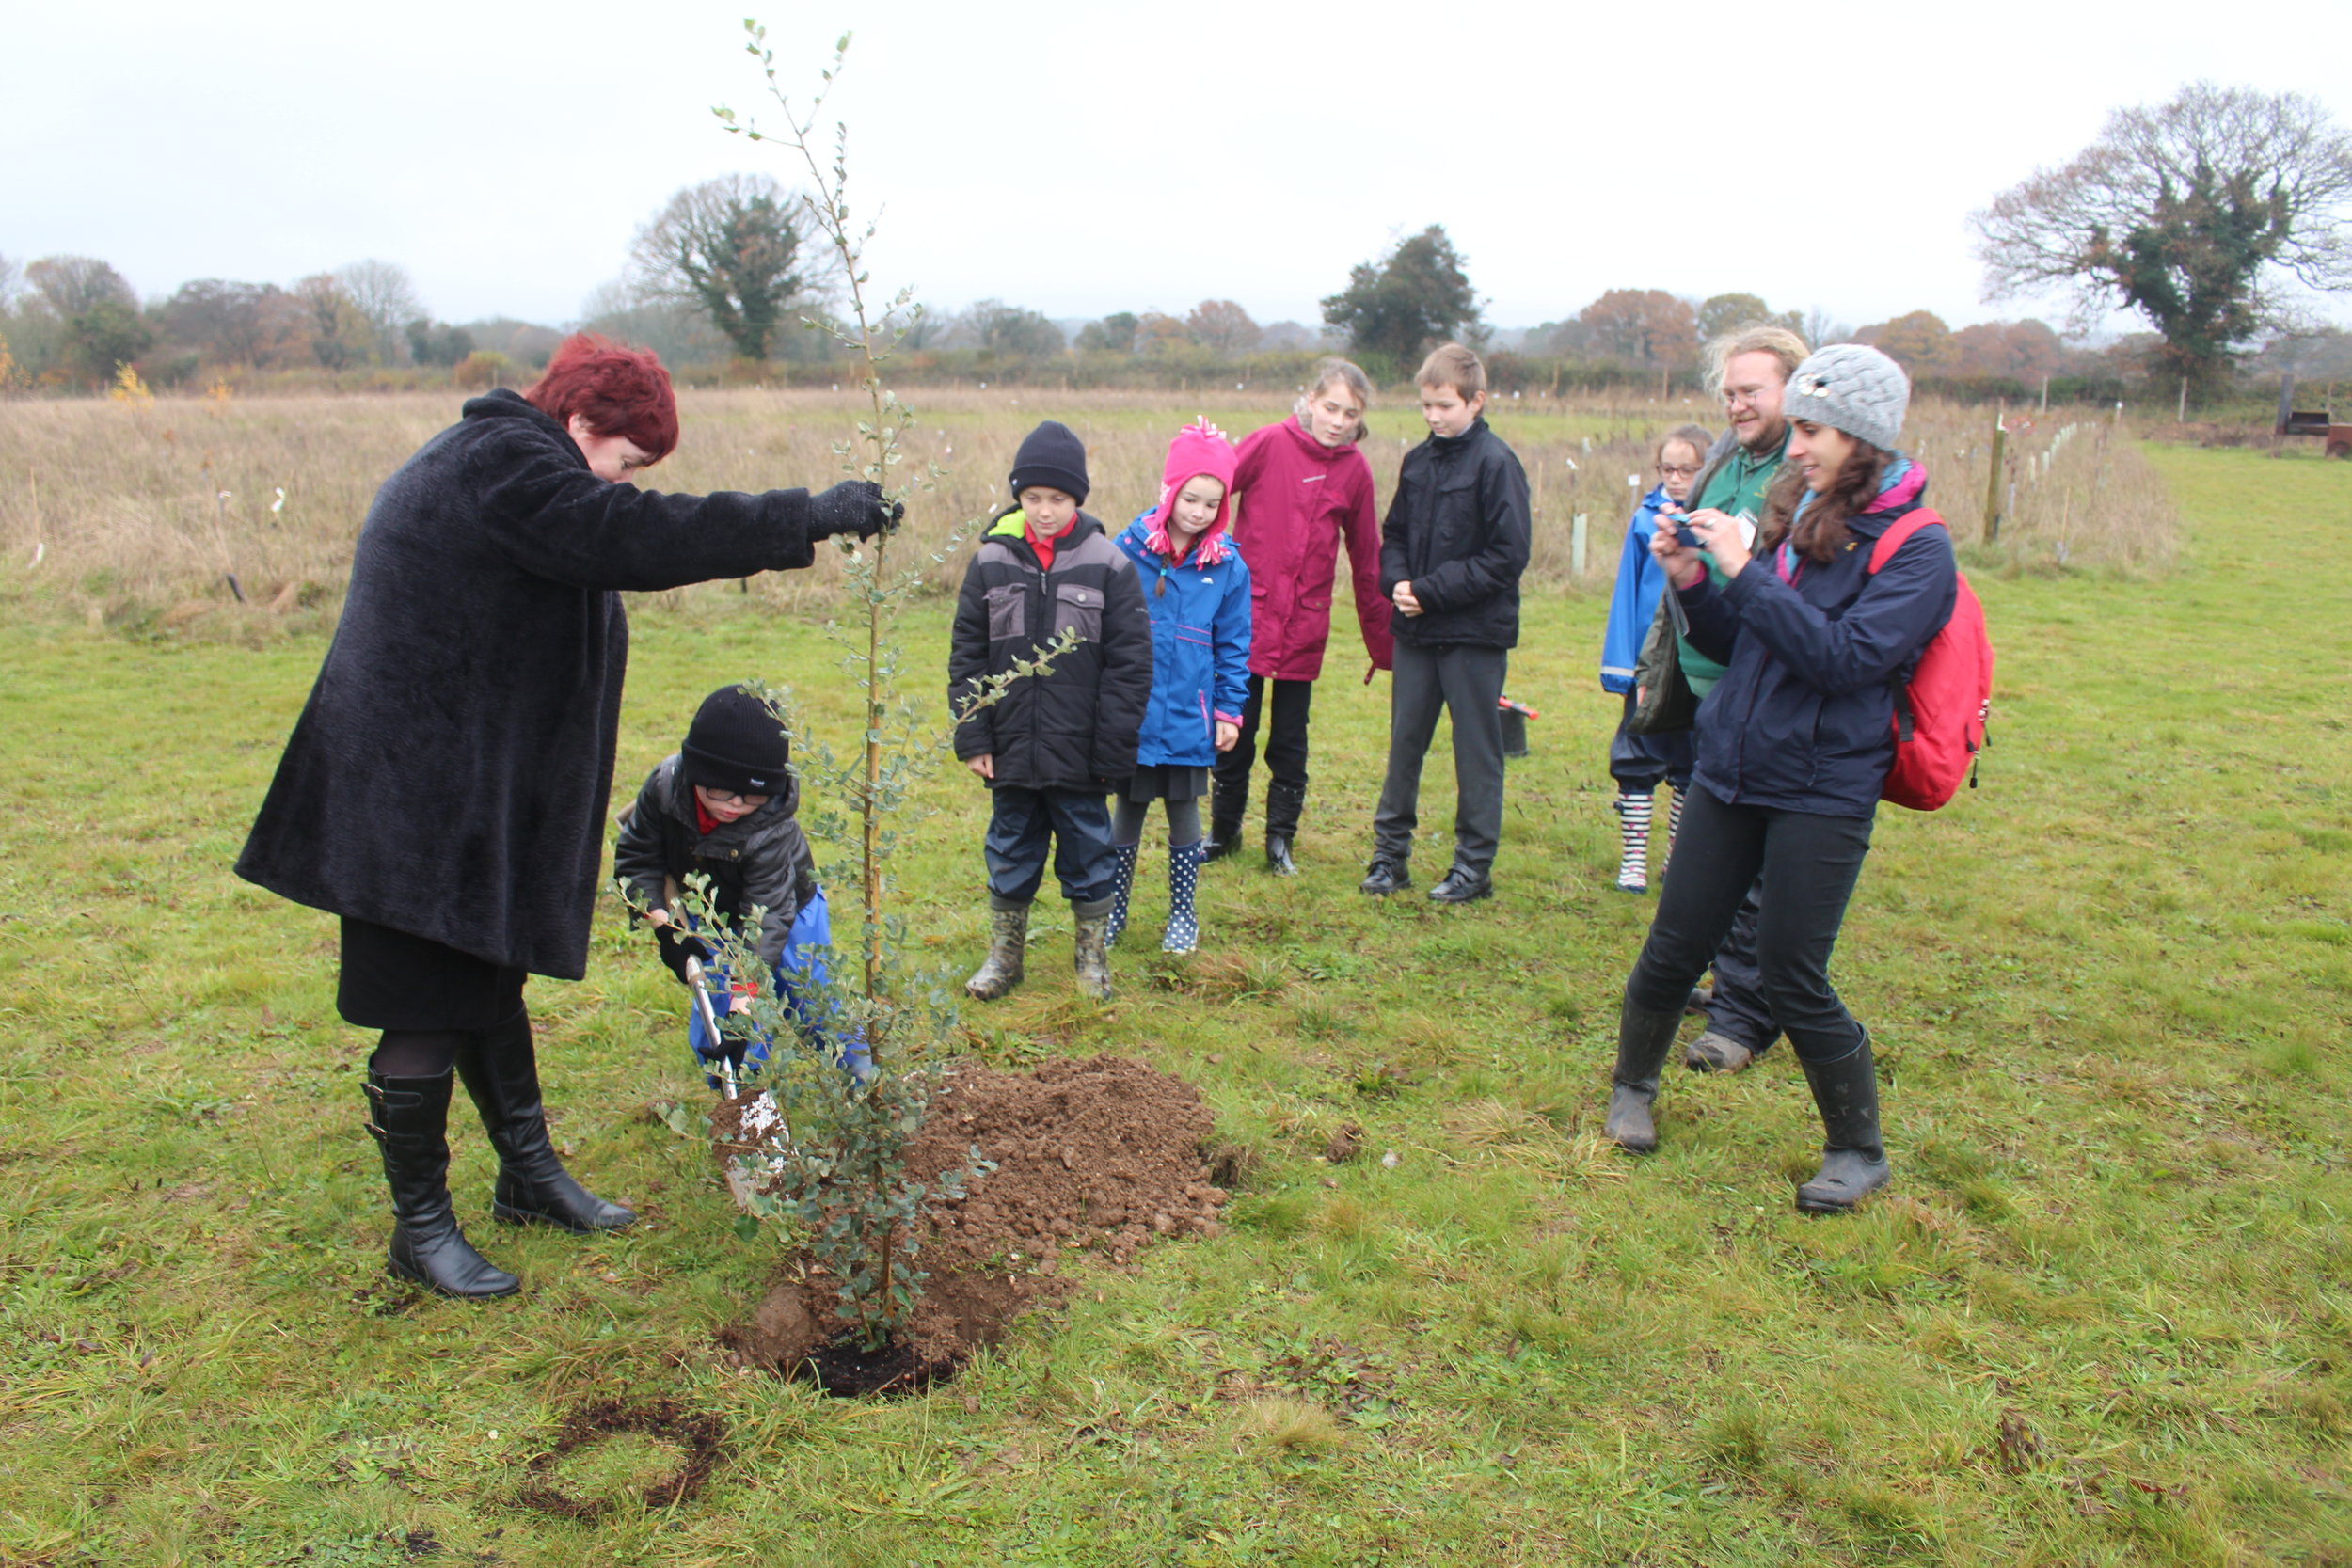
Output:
[1656, 422, 1713, 465]
[1416, 341, 1485, 400]
[1707, 325, 1808, 393]
[1295, 357, 1373, 444]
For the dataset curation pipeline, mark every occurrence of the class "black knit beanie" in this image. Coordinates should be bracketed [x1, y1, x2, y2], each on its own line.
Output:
[1008, 420, 1089, 504]
[680, 686, 789, 796]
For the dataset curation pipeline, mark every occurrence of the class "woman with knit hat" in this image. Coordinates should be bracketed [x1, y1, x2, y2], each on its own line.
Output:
[1107, 421, 1253, 954]
[1598, 344, 1958, 1214]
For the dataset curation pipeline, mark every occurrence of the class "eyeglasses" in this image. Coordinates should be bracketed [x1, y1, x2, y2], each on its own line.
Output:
[1657, 464, 1700, 478]
[703, 789, 771, 807]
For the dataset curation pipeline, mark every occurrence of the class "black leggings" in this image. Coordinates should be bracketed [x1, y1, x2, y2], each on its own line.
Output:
[1624, 786, 1875, 1064]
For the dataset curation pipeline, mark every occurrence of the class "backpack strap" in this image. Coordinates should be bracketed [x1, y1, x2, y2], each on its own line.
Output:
[1867, 508, 1942, 574]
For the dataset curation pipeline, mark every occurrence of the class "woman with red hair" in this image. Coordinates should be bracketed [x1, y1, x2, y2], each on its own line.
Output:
[236, 334, 892, 1298]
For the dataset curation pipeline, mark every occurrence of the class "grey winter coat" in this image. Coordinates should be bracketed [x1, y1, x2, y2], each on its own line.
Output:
[612, 754, 818, 974]
[234, 389, 822, 979]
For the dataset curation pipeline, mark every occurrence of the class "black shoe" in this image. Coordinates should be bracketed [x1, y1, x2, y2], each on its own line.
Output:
[1428, 866, 1493, 904]
[1264, 834, 1297, 877]
[1359, 858, 1411, 895]
[1684, 985, 1713, 1016]
[1200, 821, 1244, 863]
[456, 1012, 635, 1235]
[366, 1070, 520, 1299]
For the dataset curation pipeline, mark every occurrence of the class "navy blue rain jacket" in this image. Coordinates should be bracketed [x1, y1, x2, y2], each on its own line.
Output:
[1677, 462, 1957, 817]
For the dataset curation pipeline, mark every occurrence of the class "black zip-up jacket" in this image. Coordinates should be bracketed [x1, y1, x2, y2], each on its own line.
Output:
[1377, 416, 1532, 649]
[612, 754, 818, 977]
[948, 510, 1153, 789]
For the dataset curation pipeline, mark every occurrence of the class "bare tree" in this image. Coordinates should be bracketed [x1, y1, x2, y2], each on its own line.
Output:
[338, 260, 426, 366]
[294, 274, 373, 370]
[628, 172, 816, 361]
[1800, 308, 1847, 351]
[0, 254, 22, 310]
[1185, 299, 1262, 355]
[1972, 82, 2352, 394]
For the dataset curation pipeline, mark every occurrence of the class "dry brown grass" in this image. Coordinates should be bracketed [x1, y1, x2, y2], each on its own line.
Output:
[0, 387, 2177, 636]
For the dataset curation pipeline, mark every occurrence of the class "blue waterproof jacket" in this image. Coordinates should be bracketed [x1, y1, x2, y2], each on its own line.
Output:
[1114, 513, 1253, 769]
[1677, 461, 1957, 817]
[1601, 483, 1676, 693]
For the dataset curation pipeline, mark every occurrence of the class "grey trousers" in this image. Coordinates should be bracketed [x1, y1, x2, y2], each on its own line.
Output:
[1371, 641, 1508, 876]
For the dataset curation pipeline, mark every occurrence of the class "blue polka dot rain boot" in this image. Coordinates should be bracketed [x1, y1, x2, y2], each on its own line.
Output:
[1163, 839, 1204, 954]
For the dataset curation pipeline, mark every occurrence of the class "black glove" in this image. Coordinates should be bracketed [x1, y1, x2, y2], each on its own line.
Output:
[655, 925, 712, 985]
[810, 480, 901, 541]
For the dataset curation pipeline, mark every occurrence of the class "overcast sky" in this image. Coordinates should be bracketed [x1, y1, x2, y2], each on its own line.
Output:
[8, 0, 2350, 337]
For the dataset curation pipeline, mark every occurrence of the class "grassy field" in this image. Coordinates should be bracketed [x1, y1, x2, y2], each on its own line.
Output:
[0, 442, 2346, 1565]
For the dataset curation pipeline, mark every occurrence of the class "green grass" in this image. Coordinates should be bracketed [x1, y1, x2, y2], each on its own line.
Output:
[2, 446, 2347, 1564]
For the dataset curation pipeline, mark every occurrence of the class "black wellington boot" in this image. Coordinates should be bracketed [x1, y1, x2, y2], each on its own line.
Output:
[456, 1011, 636, 1234]
[1795, 1033, 1891, 1214]
[1603, 995, 1685, 1154]
[366, 1070, 520, 1298]
[1263, 780, 1307, 877]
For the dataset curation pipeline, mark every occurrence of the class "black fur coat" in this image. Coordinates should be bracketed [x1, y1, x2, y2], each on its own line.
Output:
[236, 390, 821, 979]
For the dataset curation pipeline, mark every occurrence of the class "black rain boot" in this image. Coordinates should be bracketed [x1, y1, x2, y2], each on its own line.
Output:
[1264, 780, 1307, 877]
[366, 1070, 519, 1298]
[1603, 995, 1685, 1154]
[455, 1012, 636, 1234]
[1796, 1034, 1890, 1213]
[1201, 817, 1245, 864]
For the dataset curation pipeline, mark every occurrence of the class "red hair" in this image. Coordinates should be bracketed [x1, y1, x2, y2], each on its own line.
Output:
[522, 333, 679, 461]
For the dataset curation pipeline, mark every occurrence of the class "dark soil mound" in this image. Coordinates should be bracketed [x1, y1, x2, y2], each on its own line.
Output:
[722, 1054, 1224, 1387]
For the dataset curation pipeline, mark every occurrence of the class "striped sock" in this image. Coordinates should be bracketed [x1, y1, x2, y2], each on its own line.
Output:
[1666, 787, 1686, 858]
[1614, 791, 1652, 892]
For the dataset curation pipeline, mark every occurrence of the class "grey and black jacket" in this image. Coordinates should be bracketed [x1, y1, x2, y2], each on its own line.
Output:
[612, 753, 817, 977]
[948, 510, 1153, 790]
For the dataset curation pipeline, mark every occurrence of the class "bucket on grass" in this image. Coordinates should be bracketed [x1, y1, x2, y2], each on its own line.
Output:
[1499, 697, 1538, 759]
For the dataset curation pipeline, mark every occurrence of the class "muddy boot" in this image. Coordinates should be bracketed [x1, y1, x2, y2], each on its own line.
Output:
[1105, 843, 1139, 946]
[458, 1012, 635, 1234]
[1264, 780, 1306, 877]
[1201, 816, 1244, 864]
[965, 900, 1029, 1001]
[1163, 840, 1204, 954]
[1796, 1033, 1890, 1214]
[1603, 996, 1684, 1155]
[1684, 1030, 1756, 1074]
[1072, 895, 1114, 1002]
[367, 1070, 519, 1298]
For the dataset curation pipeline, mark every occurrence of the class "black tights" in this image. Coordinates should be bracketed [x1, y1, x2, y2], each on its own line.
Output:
[371, 1029, 467, 1078]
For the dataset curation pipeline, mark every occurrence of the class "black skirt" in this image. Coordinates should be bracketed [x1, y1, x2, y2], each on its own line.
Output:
[338, 917, 528, 1031]
[1119, 764, 1209, 803]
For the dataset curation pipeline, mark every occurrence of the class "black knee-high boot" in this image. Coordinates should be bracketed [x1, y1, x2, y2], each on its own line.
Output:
[1604, 994, 1684, 1154]
[454, 1011, 635, 1234]
[366, 1070, 520, 1298]
[1795, 1032, 1890, 1213]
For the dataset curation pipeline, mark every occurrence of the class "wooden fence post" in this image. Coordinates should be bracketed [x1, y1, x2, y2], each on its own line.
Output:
[1983, 409, 2007, 545]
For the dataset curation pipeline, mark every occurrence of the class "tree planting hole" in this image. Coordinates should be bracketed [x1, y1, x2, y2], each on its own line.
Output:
[515, 1400, 724, 1519]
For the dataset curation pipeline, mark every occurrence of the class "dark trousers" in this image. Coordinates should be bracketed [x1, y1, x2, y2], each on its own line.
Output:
[1372, 641, 1508, 877]
[983, 785, 1118, 908]
[1625, 786, 1874, 1065]
[1607, 690, 1692, 793]
[1212, 675, 1314, 836]
[1702, 881, 1783, 1054]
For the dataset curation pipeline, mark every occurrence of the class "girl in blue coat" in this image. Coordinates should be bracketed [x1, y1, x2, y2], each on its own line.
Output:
[1601, 346, 1958, 1216]
[1599, 423, 1712, 892]
[1109, 421, 1253, 953]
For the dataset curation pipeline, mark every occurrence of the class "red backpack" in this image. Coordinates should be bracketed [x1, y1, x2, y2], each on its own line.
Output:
[1868, 510, 1992, 811]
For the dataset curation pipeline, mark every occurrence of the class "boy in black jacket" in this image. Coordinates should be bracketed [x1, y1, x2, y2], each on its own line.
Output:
[613, 685, 855, 1081]
[1364, 343, 1533, 903]
[948, 420, 1153, 1003]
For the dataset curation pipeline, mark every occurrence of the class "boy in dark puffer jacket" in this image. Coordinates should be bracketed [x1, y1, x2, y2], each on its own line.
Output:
[1364, 343, 1533, 904]
[948, 420, 1154, 1003]
[614, 685, 857, 1081]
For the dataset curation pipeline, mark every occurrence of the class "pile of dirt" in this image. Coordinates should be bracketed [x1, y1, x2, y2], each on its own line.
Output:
[720, 1053, 1224, 1389]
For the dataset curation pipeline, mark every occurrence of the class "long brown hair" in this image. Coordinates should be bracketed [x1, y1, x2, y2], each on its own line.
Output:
[1758, 436, 1891, 565]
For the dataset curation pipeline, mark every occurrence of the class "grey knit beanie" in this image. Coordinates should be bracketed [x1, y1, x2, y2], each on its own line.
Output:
[1785, 344, 1910, 451]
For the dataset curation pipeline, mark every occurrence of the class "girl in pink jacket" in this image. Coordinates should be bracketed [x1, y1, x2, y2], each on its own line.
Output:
[1204, 358, 1394, 873]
